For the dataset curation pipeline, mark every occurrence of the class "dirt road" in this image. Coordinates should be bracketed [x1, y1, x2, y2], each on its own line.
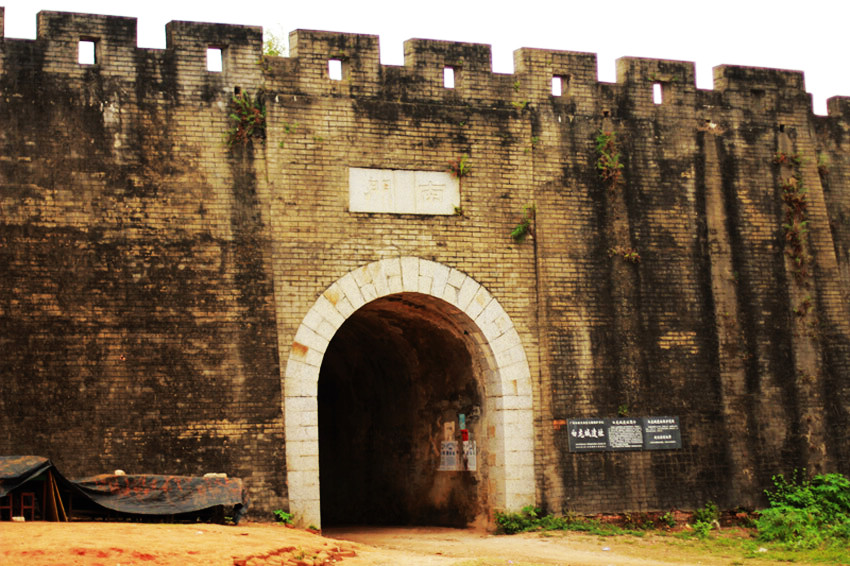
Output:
[0, 522, 816, 566]
[327, 526, 760, 565]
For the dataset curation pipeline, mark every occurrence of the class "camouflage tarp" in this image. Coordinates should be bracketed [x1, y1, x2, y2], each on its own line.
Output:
[1, 456, 246, 517]
[0, 455, 53, 497]
[73, 473, 246, 515]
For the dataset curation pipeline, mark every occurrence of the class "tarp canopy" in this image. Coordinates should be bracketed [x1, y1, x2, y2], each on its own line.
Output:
[1, 456, 72, 520]
[73, 473, 245, 515]
[0, 455, 54, 497]
[1, 456, 247, 519]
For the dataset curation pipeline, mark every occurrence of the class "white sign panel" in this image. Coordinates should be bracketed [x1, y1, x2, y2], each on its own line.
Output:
[439, 441, 459, 471]
[349, 168, 459, 215]
[463, 440, 477, 471]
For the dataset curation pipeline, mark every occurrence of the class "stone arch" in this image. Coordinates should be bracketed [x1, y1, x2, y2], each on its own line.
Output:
[283, 257, 535, 527]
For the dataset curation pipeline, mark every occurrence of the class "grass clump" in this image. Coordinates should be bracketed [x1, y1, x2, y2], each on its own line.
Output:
[495, 505, 639, 536]
[273, 509, 293, 525]
[756, 471, 850, 549]
[689, 500, 721, 539]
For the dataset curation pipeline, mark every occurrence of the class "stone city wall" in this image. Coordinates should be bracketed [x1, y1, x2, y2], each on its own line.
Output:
[1, 8, 849, 522]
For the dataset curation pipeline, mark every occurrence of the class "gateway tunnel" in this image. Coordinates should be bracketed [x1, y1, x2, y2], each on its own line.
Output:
[317, 292, 489, 527]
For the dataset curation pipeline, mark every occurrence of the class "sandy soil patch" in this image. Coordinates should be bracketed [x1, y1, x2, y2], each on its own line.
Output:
[0, 522, 820, 566]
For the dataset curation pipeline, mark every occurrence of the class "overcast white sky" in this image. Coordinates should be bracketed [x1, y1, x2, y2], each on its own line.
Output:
[1, 1, 845, 114]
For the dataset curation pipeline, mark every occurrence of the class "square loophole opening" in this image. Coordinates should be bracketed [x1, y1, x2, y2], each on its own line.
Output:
[652, 83, 663, 104]
[328, 59, 343, 80]
[207, 47, 223, 72]
[552, 75, 570, 97]
[443, 67, 455, 89]
[78, 39, 97, 65]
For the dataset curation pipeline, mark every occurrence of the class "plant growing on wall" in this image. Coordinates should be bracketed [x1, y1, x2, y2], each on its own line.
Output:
[277, 122, 298, 148]
[226, 90, 266, 147]
[648, 72, 680, 83]
[774, 152, 803, 168]
[781, 175, 812, 283]
[817, 153, 829, 178]
[793, 294, 813, 317]
[511, 204, 536, 242]
[448, 154, 470, 179]
[608, 246, 641, 264]
[448, 154, 470, 213]
[263, 31, 287, 57]
[774, 151, 818, 325]
[595, 130, 624, 186]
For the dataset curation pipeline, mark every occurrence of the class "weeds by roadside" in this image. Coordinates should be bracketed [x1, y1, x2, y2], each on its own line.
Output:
[495, 474, 850, 565]
[495, 505, 647, 536]
[756, 471, 850, 550]
[273, 509, 293, 525]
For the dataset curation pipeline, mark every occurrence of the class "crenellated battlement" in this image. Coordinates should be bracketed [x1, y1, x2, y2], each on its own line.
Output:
[0, 8, 845, 117]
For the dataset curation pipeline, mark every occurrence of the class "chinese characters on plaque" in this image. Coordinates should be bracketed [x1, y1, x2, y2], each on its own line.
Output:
[567, 417, 682, 452]
[349, 168, 460, 215]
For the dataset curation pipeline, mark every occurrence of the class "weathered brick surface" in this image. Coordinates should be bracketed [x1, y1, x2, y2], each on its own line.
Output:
[0, 12, 284, 515]
[1, 9, 848, 519]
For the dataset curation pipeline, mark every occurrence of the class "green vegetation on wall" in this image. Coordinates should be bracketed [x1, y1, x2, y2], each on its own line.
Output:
[595, 130, 624, 186]
[226, 90, 266, 148]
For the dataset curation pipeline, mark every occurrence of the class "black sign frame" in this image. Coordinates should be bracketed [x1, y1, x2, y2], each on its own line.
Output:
[566, 416, 682, 452]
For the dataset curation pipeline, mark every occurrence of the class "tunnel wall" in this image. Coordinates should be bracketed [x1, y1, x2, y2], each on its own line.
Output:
[1, 8, 849, 518]
[316, 293, 490, 527]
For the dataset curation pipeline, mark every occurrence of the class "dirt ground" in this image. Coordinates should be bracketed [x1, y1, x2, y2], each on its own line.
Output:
[0, 521, 821, 566]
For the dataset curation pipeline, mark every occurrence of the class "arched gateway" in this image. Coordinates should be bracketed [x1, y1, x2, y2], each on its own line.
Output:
[283, 257, 535, 527]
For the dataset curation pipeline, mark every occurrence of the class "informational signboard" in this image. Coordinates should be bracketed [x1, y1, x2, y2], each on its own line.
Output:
[567, 419, 607, 452]
[607, 418, 644, 451]
[438, 414, 478, 472]
[438, 440, 478, 471]
[463, 441, 477, 471]
[439, 441, 459, 470]
[566, 417, 682, 452]
[642, 416, 682, 450]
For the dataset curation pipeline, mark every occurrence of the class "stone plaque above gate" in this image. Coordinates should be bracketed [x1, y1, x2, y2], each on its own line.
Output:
[349, 168, 460, 215]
